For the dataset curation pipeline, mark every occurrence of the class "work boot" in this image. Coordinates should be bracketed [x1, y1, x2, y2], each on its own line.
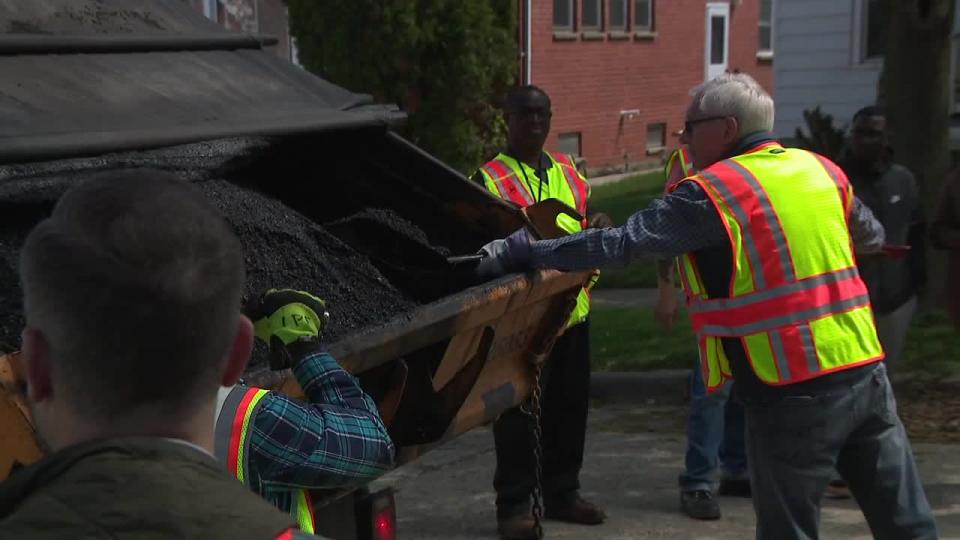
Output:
[496, 513, 538, 540]
[717, 477, 752, 498]
[825, 479, 852, 500]
[680, 490, 721, 520]
[544, 495, 607, 525]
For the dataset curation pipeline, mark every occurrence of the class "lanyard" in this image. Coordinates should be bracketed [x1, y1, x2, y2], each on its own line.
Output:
[514, 156, 544, 203]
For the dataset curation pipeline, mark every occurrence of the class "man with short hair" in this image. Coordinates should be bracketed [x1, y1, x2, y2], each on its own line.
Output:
[478, 73, 938, 539]
[0, 170, 391, 539]
[473, 85, 606, 540]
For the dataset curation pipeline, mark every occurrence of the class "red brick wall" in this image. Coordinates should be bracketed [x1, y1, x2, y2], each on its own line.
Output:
[531, 0, 773, 174]
[257, 0, 291, 62]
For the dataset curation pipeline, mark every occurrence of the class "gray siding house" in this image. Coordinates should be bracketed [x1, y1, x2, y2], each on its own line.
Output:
[773, 0, 960, 142]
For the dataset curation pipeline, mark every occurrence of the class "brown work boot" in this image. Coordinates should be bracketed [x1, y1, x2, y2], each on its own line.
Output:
[496, 513, 538, 540]
[544, 495, 607, 525]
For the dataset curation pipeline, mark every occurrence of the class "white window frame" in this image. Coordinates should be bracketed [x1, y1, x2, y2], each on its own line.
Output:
[202, 0, 219, 23]
[646, 122, 667, 154]
[757, 0, 774, 58]
[852, 0, 885, 65]
[558, 132, 583, 157]
[609, 0, 629, 32]
[634, 0, 654, 33]
[582, 0, 603, 32]
[553, 0, 575, 32]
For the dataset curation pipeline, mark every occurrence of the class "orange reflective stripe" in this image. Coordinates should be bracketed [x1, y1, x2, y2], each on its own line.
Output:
[551, 153, 589, 224]
[484, 159, 534, 206]
[809, 151, 853, 218]
[227, 388, 269, 483]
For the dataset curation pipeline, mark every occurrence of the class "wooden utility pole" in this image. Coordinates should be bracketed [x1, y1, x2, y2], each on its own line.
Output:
[878, 0, 955, 302]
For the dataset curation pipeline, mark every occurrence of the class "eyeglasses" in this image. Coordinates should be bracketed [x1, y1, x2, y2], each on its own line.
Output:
[507, 109, 553, 120]
[683, 116, 727, 135]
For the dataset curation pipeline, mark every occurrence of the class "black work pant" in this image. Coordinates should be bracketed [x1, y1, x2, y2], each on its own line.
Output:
[493, 320, 591, 517]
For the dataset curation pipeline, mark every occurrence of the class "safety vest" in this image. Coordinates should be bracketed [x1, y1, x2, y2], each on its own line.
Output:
[477, 151, 593, 326]
[215, 386, 317, 534]
[669, 142, 884, 392]
[664, 145, 695, 193]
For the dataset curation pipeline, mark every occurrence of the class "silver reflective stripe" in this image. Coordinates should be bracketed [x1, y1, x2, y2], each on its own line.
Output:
[769, 331, 792, 382]
[724, 159, 796, 282]
[798, 324, 821, 375]
[494, 174, 535, 205]
[213, 385, 246, 468]
[700, 294, 871, 337]
[688, 267, 860, 314]
[700, 171, 767, 289]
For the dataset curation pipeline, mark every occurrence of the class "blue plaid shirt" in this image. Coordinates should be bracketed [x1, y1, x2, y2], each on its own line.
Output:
[530, 136, 885, 271]
[246, 351, 395, 510]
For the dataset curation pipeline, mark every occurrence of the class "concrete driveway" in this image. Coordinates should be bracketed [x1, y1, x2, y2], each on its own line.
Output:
[377, 404, 960, 539]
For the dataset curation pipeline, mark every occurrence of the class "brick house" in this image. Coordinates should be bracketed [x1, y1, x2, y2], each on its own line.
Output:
[183, 0, 296, 63]
[525, 0, 775, 174]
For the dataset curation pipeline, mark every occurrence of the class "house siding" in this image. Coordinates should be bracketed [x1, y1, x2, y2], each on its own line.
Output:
[773, 0, 881, 137]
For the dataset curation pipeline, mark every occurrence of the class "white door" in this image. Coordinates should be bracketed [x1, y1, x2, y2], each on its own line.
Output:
[705, 3, 730, 80]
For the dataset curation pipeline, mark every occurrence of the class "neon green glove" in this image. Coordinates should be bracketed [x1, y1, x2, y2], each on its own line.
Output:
[245, 289, 330, 370]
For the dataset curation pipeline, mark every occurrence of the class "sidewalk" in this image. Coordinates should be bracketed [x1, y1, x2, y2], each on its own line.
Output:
[592, 288, 659, 309]
[588, 166, 661, 187]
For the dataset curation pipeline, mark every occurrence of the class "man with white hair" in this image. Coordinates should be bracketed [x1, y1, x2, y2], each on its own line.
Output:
[476, 73, 938, 539]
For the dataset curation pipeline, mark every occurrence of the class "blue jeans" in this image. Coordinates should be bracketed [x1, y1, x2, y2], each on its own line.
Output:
[678, 361, 747, 492]
[743, 363, 937, 540]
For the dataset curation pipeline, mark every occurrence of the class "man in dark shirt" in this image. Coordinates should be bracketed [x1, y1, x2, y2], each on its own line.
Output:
[839, 106, 925, 381]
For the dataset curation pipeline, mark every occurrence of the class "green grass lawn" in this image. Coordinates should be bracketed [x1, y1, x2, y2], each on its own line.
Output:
[590, 171, 664, 289]
[591, 304, 960, 380]
[590, 305, 696, 372]
[899, 311, 960, 380]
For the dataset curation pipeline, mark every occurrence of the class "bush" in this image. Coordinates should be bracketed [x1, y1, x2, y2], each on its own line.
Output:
[793, 106, 847, 160]
[287, 0, 518, 173]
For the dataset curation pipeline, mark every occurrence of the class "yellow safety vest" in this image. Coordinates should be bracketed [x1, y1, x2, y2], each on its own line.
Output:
[215, 386, 317, 534]
[476, 151, 593, 327]
[670, 142, 884, 391]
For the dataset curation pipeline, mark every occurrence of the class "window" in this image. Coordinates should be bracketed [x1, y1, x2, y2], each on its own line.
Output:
[646, 123, 666, 152]
[710, 15, 726, 64]
[553, 0, 574, 31]
[634, 0, 653, 32]
[558, 132, 582, 157]
[582, 0, 603, 31]
[758, 0, 773, 53]
[202, 0, 219, 22]
[862, 0, 887, 60]
[609, 0, 629, 32]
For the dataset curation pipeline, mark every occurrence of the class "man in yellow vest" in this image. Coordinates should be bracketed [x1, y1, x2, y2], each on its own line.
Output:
[472, 85, 606, 540]
[215, 288, 396, 535]
[657, 146, 749, 521]
[477, 74, 938, 539]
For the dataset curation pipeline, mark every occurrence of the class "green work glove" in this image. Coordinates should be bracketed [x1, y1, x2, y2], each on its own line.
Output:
[245, 289, 330, 370]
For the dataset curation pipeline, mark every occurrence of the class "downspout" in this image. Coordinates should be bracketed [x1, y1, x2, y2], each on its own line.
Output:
[524, 0, 532, 84]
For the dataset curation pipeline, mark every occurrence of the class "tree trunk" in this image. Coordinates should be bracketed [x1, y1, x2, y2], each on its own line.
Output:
[878, 0, 955, 306]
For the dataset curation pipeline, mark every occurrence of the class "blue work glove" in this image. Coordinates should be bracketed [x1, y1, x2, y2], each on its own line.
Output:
[474, 228, 533, 279]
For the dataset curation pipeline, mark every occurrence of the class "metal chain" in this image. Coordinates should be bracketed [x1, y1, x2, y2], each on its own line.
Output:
[520, 361, 546, 540]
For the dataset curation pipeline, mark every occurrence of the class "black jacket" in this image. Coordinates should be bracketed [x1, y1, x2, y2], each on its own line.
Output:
[0, 437, 298, 539]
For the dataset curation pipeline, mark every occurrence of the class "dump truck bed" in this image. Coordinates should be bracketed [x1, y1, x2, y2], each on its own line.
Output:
[0, 0, 591, 483]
